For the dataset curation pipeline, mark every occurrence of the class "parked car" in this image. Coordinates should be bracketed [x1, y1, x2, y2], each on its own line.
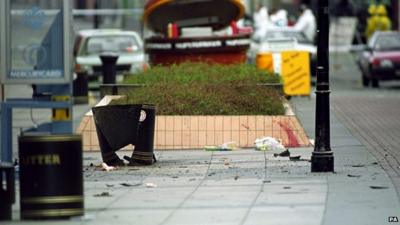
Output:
[357, 31, 400, 87]
[73, 29, 147, 78]
[248, 28, 317, 75]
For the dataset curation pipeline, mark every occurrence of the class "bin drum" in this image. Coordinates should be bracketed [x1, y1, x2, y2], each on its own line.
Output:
[0, 163, 15, 221]
[18, 135, 84, 220]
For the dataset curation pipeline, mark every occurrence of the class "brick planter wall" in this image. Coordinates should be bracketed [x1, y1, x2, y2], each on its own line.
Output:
[77, 114, 309, 151]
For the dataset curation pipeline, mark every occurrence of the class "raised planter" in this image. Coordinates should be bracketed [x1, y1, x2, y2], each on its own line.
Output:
[77, 96, 309, 151]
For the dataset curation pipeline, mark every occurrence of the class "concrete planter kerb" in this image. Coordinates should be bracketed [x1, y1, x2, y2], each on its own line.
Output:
[77, 95, 309, 151]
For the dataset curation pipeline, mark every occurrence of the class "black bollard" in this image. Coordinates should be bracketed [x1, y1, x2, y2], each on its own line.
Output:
[73, 71, 89, 104]
[311, 0, 334, 172]
[100, 53, 119, 84]
[0, 163, 15, 221]
[18, 135, 84, 220]
[129, 104, 157, 165]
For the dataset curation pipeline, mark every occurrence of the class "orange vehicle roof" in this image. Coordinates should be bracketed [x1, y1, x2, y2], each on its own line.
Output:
[144, 0, 245, 33]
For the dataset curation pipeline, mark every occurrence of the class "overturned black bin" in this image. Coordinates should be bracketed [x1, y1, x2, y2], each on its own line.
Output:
[92, 104, 156, 166]
[18, 134, 84, 220]
[0, 163, 15, 221]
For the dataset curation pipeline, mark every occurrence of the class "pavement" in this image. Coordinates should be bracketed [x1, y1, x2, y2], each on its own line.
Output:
[1, 88, 399, 225]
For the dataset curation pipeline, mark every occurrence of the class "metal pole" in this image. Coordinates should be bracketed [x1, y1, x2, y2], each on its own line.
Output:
[94, 0, 99, 29]
[311, 0, 334, 172]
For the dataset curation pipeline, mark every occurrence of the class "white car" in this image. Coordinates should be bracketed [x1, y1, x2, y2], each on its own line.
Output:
[73, 29, 147, 78]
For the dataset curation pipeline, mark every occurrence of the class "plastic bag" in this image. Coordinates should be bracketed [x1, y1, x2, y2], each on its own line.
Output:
[254, 137, 285, 151]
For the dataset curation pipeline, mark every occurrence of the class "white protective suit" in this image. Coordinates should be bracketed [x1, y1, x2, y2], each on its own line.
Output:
[294, 9, 316, 42]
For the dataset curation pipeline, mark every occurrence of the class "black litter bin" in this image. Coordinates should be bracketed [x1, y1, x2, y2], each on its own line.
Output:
[92, 104, 156, 166]
[0, 163, 15, 221]
[18, 134, 84, 220]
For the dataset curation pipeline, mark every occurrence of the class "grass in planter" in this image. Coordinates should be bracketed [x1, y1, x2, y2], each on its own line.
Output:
[116, 63, 284, 115]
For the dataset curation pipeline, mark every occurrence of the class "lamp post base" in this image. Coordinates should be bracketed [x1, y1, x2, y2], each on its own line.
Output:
[311, 151, 334, 172]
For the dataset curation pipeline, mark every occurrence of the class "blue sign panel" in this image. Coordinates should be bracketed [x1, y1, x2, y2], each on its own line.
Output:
[3, 0, 71, 84]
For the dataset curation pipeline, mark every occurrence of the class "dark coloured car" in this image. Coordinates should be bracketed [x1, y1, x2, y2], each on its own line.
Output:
[357, 31, 400, 87]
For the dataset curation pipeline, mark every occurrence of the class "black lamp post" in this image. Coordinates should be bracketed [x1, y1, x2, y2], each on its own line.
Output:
[311, 0, 334, 172]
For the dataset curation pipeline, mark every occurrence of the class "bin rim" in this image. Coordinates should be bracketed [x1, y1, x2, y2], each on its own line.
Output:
[18, 134, 82, 143]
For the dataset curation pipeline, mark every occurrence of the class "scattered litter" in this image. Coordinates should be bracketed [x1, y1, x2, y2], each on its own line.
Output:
[309, 139, 315, 146]
[71, 214, 95, 221]
[283, 187, 291, 189]
[145, 183, 158, 188]
[220, 142, 238, 151]
[179, 166, 188, 168]
[274, 149, 291, 157]
[289, 156, 301, 161]
[120, 183, 141, 187]
[371, 162, 379, 165]
[347, 174, 362, 178]
[94, 192, 111, 197]
[204, 141, 239, 151]
[255, 137, 285, 151]
[234, 175, 239, 180]
[101, 163, 116, 171]
[224, 159, 230, 166]
[106, 184, 114, 187]
[89, 163, 94, 167]
[208, 172, 216, 177]
[370, 186, 389, 190]
[129, 168, 140, 171]
[171, 176, 179, 179]
[263, 180, 272, 183]
[351, 164, 365, 168]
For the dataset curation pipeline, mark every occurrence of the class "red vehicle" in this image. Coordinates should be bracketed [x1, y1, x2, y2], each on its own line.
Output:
[357, 31, 400, 87]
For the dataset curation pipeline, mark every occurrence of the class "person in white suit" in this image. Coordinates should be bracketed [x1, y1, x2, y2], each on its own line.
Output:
[253, 4, 270, 40]
[294, 4, 316, 43]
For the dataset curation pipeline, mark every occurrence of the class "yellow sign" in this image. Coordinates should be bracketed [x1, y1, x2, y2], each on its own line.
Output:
[281, 51, 311, 96]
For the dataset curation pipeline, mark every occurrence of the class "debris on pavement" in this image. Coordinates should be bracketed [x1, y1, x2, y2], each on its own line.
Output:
[220, 141, 238, 151]
[347, 174, 362, 178]
[370, 186, 389, 190]
[208, 172, 216, 177]
[289, 156, 301, 161]
[145, 183, 158, 188]
[101, 163, 116, 171]
[274, 149, 291, 157]
[223, 158, 231, 166]
[204, 141, 239, 151]
[106, 184, 115, 187]
[94, 192, 111, 197]
[120, 183, 141, 187]
[255, 137, 285, 151]
[351, 164, 365, 168]
[309, 139, 315, 146]
[234, 175, 239, 180]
